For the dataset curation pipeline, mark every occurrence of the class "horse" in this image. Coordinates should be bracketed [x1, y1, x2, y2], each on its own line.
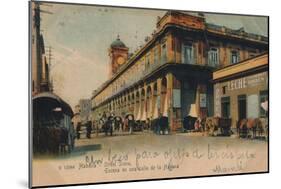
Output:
[254, 118, 268, 139]
[246, 118, 257, 139]
[199, 117, 207, 132]
[237, 119, 248, 138]
[204, 117, 220, 136]
[238, 118, 268, 139]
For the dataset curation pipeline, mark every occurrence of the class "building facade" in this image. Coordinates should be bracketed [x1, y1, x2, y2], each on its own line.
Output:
[72, 99, 92, 127]
[91, 11, 268, 132]
[79, 99, 92, 122]
[72, 104, 81, 130]
[213, 53, 268, 128]
[31, 2, 51, 96]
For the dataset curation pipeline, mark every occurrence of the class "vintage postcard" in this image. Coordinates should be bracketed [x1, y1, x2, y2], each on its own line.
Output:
[29, 1, 269, 188]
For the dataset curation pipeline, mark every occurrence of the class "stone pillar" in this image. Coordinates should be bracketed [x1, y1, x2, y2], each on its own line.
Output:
[140, 87, 146, 122]
[157, 78, 162, 116]
[166, 73, 174, 132]
[151, 82, 158, 120]
[135, 88, 141, 120]
[129, 92, 134, 115]
[147, 84, 153, 120]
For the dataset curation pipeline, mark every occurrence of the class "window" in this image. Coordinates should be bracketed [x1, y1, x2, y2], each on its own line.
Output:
[230, 50, 240, 64]
[145, 53, 150, 70]
[141, 59, 145, 72]
[154, 47, 159, 64]
[182, 43, 194, 64]
[260, 90, 268, 117]
[161, 42, 167, 64]
[222, 86, 227, 95]
[208, 48, 219, 67]
[221, 96, 230, 118]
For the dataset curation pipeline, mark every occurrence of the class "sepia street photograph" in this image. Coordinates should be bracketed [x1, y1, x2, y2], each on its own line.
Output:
[30, 1, 269, 188]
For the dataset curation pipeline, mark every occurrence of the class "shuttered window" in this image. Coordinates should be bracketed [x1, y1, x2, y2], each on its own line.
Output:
[182, 43, 194, 64]
[230, 50, 240, 64]
[208, 48, 219, 67]
[161, 42, 167, 64]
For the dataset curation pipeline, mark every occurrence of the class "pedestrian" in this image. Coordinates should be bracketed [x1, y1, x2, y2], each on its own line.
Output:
[86, 120, 92, 139]
[126, 114, 134, 134]
[109, 115, 114, 136]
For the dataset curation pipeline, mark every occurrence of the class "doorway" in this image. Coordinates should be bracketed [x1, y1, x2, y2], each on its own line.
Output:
[221, 96, 230, 118]
[238, 95, 247, 120]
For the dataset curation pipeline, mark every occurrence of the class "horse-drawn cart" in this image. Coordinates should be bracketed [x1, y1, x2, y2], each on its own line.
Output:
[218, 118, 232, 136]
[205, 117, 232, 136]
[33, 92, 75, 155]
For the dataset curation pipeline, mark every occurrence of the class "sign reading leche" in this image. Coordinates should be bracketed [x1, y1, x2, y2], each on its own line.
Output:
[227, 72, 267, 91]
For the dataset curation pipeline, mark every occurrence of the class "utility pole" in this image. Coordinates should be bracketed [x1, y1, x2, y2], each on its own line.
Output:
[45, 46, 54, 92]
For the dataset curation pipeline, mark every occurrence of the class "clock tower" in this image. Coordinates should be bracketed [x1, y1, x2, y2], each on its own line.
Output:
[108, 35, 129, 78]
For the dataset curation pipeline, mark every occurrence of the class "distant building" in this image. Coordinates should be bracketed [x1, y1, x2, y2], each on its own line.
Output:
[78, 99, 92, 122]
[213, 53, 268, 128]
[72, 104, 81, 129]
[91, 11, 268, 132]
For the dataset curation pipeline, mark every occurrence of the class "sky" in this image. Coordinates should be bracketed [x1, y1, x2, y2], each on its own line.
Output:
[39, 2, 268, 108]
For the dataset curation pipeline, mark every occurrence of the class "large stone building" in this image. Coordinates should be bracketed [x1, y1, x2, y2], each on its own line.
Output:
[91, 11, 268, 132]
[72, 104, 81, 130]
[79, 99, 92, 122]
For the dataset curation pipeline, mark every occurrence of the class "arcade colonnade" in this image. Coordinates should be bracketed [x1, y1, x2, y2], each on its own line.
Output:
[92, 72, 210, 132]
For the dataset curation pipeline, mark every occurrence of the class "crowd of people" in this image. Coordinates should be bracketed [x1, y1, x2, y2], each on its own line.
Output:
[74, 111, 171, 139]
[74, 110, 268, 140]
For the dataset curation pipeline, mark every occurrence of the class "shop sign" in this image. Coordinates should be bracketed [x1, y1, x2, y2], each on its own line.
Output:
[227, 78, 247, 91]
[227, 72, 267, 91]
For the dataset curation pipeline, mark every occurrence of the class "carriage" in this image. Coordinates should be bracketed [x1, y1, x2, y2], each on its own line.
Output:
[33, 92, 75, 155]
[182, 116, 197, 132]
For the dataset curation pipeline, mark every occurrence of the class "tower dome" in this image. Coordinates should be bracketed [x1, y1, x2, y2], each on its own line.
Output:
[110, 35, 126, 48]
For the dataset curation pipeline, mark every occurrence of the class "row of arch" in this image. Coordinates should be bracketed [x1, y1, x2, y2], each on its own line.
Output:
[96, 76, 169, 121]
